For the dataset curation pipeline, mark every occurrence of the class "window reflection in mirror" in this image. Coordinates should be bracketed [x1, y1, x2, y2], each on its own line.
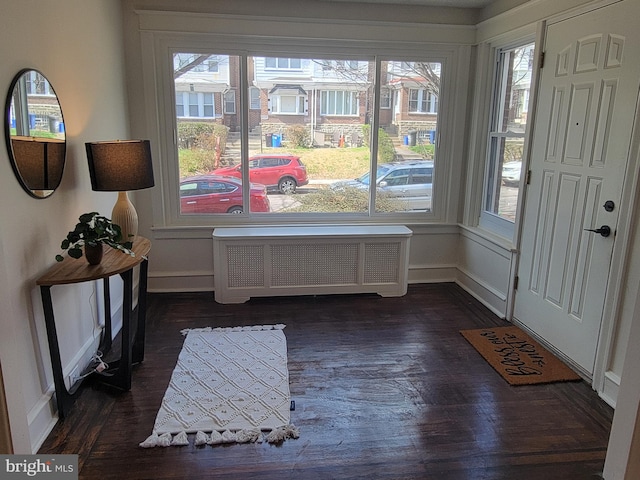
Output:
[5, 69, 66, 198]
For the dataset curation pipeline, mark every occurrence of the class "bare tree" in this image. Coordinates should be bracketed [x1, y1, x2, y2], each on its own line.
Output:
[387, 62, 440, 96]
[174, 55, 210, 79]
[311, 59, 440, 124]
[311, 59, 440, 94]
[312, 59, 371, 84]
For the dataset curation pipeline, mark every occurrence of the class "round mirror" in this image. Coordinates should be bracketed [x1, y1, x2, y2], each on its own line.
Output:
[4, 69, 66, 198]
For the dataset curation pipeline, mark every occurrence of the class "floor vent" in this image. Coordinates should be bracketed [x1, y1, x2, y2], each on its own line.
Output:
[213, 226, 411, 303]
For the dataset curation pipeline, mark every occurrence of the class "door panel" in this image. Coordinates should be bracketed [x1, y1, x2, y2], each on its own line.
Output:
[515, 1, 640, 375]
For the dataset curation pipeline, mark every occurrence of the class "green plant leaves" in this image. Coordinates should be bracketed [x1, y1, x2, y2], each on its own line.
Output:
[55, 212, 136, 262]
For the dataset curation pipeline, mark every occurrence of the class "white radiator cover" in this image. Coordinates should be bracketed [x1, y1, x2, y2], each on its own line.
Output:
[213, 226, 412, 303]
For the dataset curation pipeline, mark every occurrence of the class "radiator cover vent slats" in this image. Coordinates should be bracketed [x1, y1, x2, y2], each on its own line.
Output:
[364, 242, 400, 284]
[213, 226, 411, 303]
[227, 245, 264, 288]
[271, 243, 359, 286]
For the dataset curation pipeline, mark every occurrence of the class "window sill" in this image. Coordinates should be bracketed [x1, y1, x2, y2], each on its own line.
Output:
[151, 218, 457, 240]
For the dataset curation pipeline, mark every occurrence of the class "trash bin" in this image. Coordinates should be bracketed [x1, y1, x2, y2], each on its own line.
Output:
[403, 135, 409, 146]
[265, 133, 273, 147]
[272, 133, 282, 147]
[407, 130, 417, 147]
[48, 116, 58, 133]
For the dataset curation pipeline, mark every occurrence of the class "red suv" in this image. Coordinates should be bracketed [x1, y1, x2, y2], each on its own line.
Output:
[212, 154, 308, 194]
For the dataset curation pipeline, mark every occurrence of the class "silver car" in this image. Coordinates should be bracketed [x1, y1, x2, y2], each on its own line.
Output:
[501, 161, 522, 186]
[332, 160, 433, 211]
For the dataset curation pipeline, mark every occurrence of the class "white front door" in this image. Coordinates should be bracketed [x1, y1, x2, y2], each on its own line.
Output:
[514, 0, 640, 375]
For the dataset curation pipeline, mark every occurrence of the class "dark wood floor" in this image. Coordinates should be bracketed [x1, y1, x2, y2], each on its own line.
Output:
[39, 283, 612, 479]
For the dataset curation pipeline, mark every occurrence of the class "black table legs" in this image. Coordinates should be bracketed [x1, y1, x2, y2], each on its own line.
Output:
[39, 258, 148, 419]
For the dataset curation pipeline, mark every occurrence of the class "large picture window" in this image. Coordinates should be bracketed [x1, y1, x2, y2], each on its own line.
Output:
[481, 41, 535, 237]
[175, 92, 215, 118]
[270, 94, 306, 115]
[320, 91, 358, 116]
[172, 51, 441, 217]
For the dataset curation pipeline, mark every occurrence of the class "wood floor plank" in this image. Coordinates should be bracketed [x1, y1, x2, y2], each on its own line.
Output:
[39, 284, 612, 479]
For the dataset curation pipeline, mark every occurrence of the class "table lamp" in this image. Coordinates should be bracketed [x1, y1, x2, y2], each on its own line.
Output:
[85, 140, 154, 243]
[11, 136, 65, 192]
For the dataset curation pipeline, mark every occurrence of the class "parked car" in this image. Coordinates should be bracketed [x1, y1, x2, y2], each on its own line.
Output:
[211, 154, 309, 194]
[179, 175, 270, 214]
[502, 161, 522, 186]
[331, 160, 433, 211]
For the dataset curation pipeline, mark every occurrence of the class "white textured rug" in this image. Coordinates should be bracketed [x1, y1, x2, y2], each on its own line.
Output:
[140, 325, 298, 448]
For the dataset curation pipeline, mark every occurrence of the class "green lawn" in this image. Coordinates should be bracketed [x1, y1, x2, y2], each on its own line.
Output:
[178, 143, 433, 180]
[284, 146, 370, 179]
[408, 143, 435, 159]
[179, 146, 371, 180]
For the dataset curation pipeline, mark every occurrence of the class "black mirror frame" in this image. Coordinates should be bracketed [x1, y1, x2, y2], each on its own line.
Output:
[4, 68, 66, 199]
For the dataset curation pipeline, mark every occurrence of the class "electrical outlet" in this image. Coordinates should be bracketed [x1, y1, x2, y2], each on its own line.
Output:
[68, 365, 80, 388]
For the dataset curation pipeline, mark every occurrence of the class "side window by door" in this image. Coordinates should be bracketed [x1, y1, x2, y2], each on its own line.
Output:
[480, 41, 535, 239]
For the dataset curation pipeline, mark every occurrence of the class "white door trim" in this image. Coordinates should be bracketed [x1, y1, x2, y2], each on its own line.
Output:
[592, 83, 640, 403]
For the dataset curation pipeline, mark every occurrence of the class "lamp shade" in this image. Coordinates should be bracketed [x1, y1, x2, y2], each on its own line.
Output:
[85, 140, 154, 191]
[11, 136, 65, 190]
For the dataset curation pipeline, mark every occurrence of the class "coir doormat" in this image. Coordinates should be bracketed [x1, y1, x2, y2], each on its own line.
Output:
[460, 326, 582, 385]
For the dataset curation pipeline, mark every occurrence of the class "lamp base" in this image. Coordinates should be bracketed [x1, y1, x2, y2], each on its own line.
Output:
[111, 191, 138, 243]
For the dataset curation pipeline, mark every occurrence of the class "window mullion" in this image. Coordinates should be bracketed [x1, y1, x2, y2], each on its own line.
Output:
[240, 54, 250, 210]
[370, 57, 382, 213]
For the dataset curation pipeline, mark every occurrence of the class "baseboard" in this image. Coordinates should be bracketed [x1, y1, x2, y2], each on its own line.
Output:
[408, 264, 458, 284]
[28, 303, 122, 453]
[599, 371, 620, 408]
[148, 270, 214, 293]
[27, 393, 57, 454]
[456, 266, 507, 318]
[149, 264, 457, 294]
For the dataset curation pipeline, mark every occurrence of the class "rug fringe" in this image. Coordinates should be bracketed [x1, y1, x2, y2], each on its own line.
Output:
[139, 425, 298, 448]
[180, 324, 286, 336]
[265, 424, 300, 444]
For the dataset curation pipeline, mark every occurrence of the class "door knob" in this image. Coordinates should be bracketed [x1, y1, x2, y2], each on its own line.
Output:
[584, 225, 611, 237]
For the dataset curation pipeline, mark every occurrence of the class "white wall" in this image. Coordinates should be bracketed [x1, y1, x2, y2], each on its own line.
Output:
[0, 0, 130, 453]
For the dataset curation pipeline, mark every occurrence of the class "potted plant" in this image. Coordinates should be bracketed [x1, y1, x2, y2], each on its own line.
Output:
[55, 212, 134, 264]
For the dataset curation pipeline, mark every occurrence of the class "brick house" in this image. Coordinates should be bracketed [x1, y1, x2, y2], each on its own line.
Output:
[174, 55, 444, 145]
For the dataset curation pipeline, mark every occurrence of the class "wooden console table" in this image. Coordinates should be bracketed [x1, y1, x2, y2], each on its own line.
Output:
[36, 237, 151, 419]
